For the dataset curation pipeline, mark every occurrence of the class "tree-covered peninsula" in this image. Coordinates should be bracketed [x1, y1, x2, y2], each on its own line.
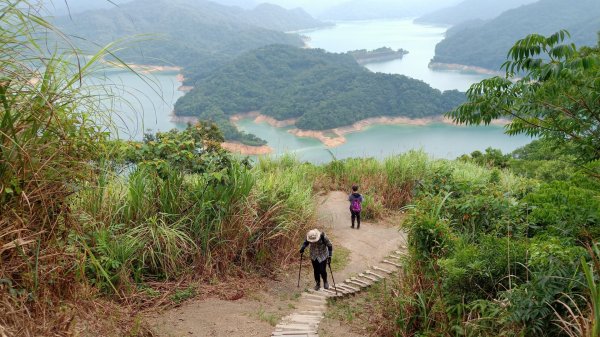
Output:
[431, 0, 600, 70]
[348, 47, 408, 64]
[174, 44, 465, 140]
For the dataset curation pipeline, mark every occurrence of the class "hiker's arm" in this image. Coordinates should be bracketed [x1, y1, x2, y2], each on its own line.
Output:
[323, 235, 333, 258]
[299, 240, 309, 254]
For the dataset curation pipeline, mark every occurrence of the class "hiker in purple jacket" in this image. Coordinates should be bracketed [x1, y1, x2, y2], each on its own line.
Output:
[348, 185, 363, 229]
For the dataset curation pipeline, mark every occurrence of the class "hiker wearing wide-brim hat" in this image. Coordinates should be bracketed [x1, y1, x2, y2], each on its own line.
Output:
[300, 229, 333, 291]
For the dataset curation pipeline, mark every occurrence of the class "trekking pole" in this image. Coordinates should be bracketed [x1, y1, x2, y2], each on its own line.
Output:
[297, 253, 303, 287]
[328, 261, 338, 295]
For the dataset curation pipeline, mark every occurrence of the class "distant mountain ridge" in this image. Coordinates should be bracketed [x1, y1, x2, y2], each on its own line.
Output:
[174, 44, 465, 141]
[432, 0, 600, 70]
[319, 0, 462, 20]
[415, 0, 537, 26]
[239, 3, 331, 32]
[52, 0, 326, 79]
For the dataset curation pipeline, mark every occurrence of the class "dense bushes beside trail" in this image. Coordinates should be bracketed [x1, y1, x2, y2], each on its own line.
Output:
[364, 154, 600, 336]
[358, 29, 600, 335]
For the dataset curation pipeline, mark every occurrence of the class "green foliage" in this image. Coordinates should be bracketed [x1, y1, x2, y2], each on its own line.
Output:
[416, 0, 536, 26]
[503, 237, 587, 335]
[372, 147, 600, 336]
[459, 147, 511, 169]
[51, 0, 313, 81]
[406, 193, 456, 260]
[347, 47, 408, 64]
[0, 0, 115, 300]
[432, 0, 600, 70]
[174, 45, 465, 139]
[524, 181, 600, 240]
[125, 122, 230, 175]
[439, 236, 528, 305]
[448, 30, 600, 168]
[170, 286, 196, 304]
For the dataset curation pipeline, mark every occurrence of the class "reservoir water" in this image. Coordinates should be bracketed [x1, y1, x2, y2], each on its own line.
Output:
[99, 70, 187, 140]
[106, 19, 531, 162]
[302, 19, 489, 92]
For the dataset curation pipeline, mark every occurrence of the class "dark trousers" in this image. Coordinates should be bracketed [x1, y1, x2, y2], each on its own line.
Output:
[351, 209, 361, 227]
[311, 259, 328, 285]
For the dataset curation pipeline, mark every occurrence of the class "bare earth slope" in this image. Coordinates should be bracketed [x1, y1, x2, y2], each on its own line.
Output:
[149, 191, 406, 337]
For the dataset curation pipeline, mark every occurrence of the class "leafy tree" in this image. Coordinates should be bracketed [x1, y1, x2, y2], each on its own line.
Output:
[125, 122, 232, 176]
[447, 31, 600, 170]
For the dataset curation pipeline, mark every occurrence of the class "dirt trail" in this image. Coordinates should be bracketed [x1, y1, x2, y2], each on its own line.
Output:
[149, 191, 405, 337]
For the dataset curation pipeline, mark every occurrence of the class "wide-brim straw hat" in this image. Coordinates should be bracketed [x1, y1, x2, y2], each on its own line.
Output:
[306, 229, 321, 243]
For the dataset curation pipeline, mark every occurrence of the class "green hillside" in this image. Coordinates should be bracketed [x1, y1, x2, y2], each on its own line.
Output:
[432, 0, 600, 70]
[415, 0, 536, 26]
[174, 44, 464, 135]
[52, 0, 323, 80]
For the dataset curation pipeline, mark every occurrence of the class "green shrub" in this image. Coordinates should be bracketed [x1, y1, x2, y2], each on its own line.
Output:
[503, 237, 587, 335]
[405, 193, 456, 260]
[524, 181, 600, 240]
[439, 235, 527, 305]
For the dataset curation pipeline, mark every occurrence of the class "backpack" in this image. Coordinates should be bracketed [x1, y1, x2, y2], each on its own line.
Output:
[351, 198, 362, 212]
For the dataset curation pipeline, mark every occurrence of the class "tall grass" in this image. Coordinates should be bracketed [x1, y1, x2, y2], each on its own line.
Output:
[312, 150, 431, 219]
[69, 156, 317, 293]
[0, 1, 127, 335]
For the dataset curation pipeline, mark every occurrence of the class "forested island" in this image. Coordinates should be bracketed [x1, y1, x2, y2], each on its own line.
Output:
[431, 0, 600, 70]
[174, 45, 465, 145]
[347, 47, 408, 64]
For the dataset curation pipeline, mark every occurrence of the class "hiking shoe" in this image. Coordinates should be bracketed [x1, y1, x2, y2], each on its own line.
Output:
[324, 282, 329, 290]
[314, 284, 320, 291]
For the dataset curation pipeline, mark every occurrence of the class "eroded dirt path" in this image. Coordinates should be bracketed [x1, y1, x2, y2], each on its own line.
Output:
[149, 191, 406, 337]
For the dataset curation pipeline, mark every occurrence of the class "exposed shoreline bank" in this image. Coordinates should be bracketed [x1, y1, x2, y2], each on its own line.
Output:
[172, 112, 508, 155]
[221, 142, 273, 155]
[428, 62, 503, 76]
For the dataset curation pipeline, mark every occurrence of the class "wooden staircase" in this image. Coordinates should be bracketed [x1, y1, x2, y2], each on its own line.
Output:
[270, 250, 405, 337]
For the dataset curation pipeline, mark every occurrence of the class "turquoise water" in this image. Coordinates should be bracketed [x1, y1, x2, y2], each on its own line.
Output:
[236, 19, 530, 162]
[102, 19, 531, 161]
[98, 70, 186, 140]
[302, 19, 489, 92]
[236, 119, 530, 163]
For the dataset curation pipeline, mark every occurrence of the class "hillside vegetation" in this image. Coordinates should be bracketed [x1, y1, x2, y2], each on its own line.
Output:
[52, 0, 324, 80]
[174, 45, 464, 138]
[415, 0, 536, 26]
[3, 2, 600, 337]
[432, 0, 600, 70]
[334, 31, 600, 337]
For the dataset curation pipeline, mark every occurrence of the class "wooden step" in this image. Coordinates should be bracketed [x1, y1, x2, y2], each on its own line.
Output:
[358, 273, 379, 282]
[372, 265, 393, 274]
[382, 259, 402, 268]
[365, 270, 384, 279]
[350, 277, 371, 287]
